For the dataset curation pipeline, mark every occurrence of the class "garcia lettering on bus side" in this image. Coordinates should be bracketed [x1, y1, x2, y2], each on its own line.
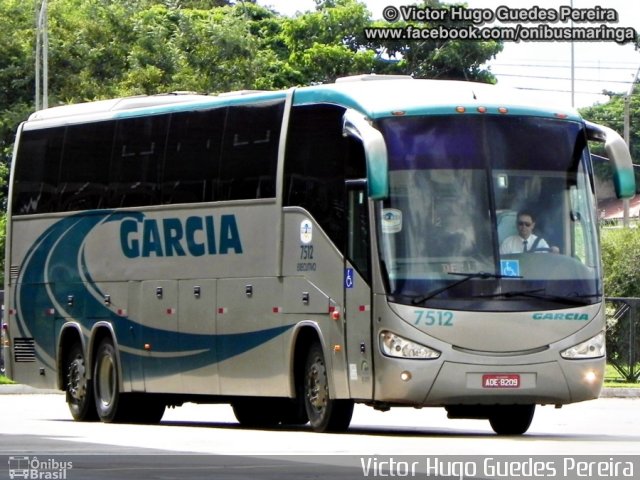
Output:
[120, 214, 243, 258]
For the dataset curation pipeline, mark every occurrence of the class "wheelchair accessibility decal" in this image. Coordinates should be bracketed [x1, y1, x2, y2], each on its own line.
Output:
[500, 260, 521, 277]
[345, 268, 354, 289]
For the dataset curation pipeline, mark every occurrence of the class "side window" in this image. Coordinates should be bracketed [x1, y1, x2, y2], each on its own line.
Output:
[12, 127, 64, 215]
[109, 115, 169, 208]
[348, 186, 371, 283]
[58, 121, 114, 212]
[284, 104, 367, 252]
[218, 101, 284, 201]
[163, 109, 225, 204]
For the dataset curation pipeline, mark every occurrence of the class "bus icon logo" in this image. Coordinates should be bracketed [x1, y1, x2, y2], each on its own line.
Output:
[8, 457, 29, 479]
[300, 220, 313, 244]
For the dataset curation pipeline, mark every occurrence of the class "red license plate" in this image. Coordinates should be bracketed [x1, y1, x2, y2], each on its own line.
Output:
[482, 374, 520, 388]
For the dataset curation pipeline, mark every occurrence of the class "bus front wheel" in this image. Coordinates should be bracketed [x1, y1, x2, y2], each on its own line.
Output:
[488, 404, 535, 435]
[303, 343, 353, 432]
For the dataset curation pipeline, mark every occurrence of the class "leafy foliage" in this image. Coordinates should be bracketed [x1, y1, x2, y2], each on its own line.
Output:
[601, 228, 640, 383]
[579, 83, 640, 164]
[601, 227, 640, 298]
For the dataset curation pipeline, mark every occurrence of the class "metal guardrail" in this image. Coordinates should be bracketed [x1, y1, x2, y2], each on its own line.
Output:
[605, 297, 640, 383]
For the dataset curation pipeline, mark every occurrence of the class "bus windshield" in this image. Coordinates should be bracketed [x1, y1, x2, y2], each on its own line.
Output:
[376, 114, 601, 312]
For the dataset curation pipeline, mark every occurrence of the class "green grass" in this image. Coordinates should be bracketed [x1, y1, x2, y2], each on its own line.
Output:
[604, 364, 639, 388]
[0, 375, 15, 385]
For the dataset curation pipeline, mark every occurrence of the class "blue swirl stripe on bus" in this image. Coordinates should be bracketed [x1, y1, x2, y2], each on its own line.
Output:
[15, 211, 293, 374]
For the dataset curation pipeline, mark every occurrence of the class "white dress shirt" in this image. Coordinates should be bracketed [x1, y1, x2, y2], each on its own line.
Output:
[500, 234, 549, 254]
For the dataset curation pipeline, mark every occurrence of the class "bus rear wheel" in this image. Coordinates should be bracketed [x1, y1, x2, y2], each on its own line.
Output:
[93, 338, 125, 422]
[303, 343, 353, 432]
[65, 343, 97, 421]
[91, 339, 131, 422]
[93, 338, 166, 424]
[488, 404, 535, 435]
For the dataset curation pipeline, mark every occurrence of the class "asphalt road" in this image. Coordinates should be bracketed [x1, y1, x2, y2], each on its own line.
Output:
[0, 388, 638, 480]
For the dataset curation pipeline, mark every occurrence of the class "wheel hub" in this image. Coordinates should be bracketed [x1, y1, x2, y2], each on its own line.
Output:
[96, 353, 116, 408]
[67, 357, 87, 401]
[307, 361, 328, 411]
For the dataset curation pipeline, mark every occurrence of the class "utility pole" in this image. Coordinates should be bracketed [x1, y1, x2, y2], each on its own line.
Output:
[35, 0, 48, 111]
[570, 0, 575, 108]
[623, 65, 640, 227]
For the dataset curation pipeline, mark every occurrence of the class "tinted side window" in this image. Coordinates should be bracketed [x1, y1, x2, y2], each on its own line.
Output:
[58, 121, 114, 211]
[284, 105, 366, 251]
[12, 127, 64, 215]
[218, 101, 284, 201]
[109, 115, 169, 208]
[163, 109, 225, 204]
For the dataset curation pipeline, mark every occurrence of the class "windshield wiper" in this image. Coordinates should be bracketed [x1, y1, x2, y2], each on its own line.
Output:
[474, 289, 599, 306]
[412, 272, 514, 305]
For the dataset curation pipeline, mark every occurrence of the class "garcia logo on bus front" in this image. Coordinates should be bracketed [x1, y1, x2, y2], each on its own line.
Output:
[532, 312, 589, 321]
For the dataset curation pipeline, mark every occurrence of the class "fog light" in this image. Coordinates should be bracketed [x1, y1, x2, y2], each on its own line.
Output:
[400, 371, 412, 382]
[584, 370, 598, 384]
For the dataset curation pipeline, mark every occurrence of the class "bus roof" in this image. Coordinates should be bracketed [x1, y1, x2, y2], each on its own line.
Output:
[293, 76, 581, 120]
[23, 76, 581, 130]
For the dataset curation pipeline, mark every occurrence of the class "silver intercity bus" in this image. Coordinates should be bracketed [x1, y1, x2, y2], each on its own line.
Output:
[3, 76, 634, 434]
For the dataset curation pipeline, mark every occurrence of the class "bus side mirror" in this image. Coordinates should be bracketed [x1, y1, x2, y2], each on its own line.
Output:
[586, 121, 635, 199]
[343, 109, 388, 200]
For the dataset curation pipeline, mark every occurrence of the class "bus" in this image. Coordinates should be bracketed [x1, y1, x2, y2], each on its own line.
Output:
[3, 75, 634, 435]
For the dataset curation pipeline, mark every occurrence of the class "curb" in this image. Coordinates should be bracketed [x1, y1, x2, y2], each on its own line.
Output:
[0, 384, 62, 395]
[600, 387, 640, 398]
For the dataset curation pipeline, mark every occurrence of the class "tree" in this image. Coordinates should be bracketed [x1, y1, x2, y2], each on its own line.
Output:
[367, 0, 503, 82]
[282, 0, 502, 84]
[579, 83, 640, 197]
[281, 0, 376, 83]
[580, 84, 640, 164]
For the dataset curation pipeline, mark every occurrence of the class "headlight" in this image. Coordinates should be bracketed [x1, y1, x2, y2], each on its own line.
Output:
[561, 331, 605, 359]
[380, 331, 441, 359]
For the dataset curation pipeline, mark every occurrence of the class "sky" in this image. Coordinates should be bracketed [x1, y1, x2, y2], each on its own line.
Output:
[255, 0, 640, 109]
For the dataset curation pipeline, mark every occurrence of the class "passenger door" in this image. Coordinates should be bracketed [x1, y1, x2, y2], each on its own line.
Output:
[344, 181, 374, 400]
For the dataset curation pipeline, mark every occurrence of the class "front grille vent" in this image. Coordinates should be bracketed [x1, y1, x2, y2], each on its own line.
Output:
[14, 338, 36, 362]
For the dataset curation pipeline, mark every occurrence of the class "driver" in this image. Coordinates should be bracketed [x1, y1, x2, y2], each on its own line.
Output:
[500, 210, 557, 254]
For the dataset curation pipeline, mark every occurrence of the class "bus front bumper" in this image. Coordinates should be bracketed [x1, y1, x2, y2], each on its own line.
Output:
[373, 357, 604, 407]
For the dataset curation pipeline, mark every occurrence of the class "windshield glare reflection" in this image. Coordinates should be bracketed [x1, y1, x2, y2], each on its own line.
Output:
[376, 114, 601, 311]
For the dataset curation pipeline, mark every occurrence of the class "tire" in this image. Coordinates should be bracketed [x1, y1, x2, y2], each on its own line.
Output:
[93, 338, 135, 423]
[65, 343, 97, 421]
[489, 404, 535, 435]
[277, 398, 309, 426]
[232, 397, 308, 428]
[130, 394, 166, 424]
[232, 398, 281, 428]
[303, 342, 353, 432]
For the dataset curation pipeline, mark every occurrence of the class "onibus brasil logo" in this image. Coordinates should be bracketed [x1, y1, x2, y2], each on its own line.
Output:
[8, 456, 73, 479]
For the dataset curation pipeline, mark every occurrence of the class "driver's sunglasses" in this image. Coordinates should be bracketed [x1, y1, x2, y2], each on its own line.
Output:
[518, 221, 532, 227]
